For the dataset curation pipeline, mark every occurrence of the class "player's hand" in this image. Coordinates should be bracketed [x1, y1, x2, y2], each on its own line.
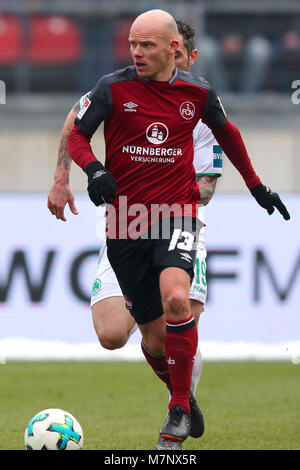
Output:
[250, 183, 290, 220]
[48, 181, 79, 222]
[85, 161, 117, 206]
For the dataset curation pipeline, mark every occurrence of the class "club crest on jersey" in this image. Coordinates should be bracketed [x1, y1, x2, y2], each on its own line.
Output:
[180, 101, 195, 120]
[92, 278, 101, 296]
[146, 122, 169, 145]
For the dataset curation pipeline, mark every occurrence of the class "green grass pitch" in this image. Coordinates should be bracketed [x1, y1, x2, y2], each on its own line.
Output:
[0, 360, 299, 450]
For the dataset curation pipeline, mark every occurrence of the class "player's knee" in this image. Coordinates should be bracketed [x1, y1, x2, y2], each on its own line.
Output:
[97, 330, 128, 350]
[163, 288, 188, 318]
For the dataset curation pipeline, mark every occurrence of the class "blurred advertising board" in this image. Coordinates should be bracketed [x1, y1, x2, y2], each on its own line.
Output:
[0, 194, 299, 360]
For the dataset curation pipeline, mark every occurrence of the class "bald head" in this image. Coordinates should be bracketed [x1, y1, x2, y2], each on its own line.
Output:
[130, 9, 178, 42]
[129, 9, 179, 81]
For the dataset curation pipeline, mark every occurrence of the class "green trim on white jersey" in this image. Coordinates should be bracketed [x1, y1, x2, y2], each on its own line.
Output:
[196, 173, 222, 177]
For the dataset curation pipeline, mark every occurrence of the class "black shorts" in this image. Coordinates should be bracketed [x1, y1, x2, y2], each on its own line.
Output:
[106, 217, 200, 325]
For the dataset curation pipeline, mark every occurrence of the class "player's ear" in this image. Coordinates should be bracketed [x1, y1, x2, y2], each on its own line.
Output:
[170, 39, 179, 54]
[189, 49, 198, 68]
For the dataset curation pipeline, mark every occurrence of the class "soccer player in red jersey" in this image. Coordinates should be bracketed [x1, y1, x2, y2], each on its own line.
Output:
[60, 10, 290, 449]
[48, 19, 225, 448]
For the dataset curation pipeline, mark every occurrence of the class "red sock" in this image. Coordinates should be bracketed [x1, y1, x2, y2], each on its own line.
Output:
[165, 315, 198, 413]
[141, 341, 172, 392]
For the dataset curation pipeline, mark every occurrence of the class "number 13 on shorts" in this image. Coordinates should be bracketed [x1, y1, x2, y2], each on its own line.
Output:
[168, 229, 195, 251]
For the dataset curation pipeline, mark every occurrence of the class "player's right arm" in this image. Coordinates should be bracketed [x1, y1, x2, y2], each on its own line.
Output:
[47, 102, 79, 221]
[67, 77, 117, 206]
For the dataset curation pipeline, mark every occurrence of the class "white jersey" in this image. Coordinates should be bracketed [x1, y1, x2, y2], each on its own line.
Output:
[193, 119, 223, 224]
[193, 119, 223, 177]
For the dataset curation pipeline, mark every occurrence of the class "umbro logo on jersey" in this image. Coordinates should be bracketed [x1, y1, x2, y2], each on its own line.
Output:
[180, 252, 193, 263]
[123, 102, 138, 112]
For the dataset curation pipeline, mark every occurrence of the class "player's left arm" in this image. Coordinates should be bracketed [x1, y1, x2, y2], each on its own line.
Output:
[202, 88, 290, 220]
[67, 77, 117, 206]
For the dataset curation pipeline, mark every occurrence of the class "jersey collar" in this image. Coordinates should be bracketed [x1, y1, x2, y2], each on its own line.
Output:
[137, 67, 179, 86]
[169, 67, 178, 86]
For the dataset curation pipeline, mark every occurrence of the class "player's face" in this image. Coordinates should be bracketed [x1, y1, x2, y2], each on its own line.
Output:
[129, 28, 178, 81]
[174, 33, 198, 72]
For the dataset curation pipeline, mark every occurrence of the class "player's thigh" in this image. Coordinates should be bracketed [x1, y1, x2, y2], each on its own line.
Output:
[92, 296, 134, 349]
[153, 217, 199, 320]
[107, 238, 164, 325]
[106, 238, 152, 298]
[159, 266, 191, 321]
[91, 242, 134, 349]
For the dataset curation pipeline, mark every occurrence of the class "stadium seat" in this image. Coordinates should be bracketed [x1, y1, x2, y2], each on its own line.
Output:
[27, 16, 82, 64]
[0, 15, 22, 64]
[113, 17, 134, 68]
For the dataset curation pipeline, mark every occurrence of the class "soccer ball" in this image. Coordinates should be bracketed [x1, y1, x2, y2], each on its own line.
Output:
[24, 408, 84, 450]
